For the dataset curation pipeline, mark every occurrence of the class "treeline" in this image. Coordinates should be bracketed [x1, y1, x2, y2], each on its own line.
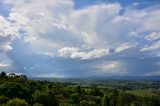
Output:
[0, 71, 160, 106]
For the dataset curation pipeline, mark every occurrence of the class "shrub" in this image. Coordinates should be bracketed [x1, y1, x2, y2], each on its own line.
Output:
[33, 103, 43, 106]
[0, 95, 9, 104]
[0, 82, 31, 101]
[70, 93, 80, 104]
[6, 98, 28, 106]
[33, 91, 59, 106]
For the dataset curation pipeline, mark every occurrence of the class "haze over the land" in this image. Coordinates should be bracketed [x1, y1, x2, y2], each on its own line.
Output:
[0, 0, 160, 77]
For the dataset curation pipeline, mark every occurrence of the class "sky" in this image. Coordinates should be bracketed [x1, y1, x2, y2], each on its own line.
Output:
[0, 0, 160, 78]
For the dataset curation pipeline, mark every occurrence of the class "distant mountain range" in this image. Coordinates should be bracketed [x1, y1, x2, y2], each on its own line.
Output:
[88, 76, 160, 81]
[30, 76, 160, 82]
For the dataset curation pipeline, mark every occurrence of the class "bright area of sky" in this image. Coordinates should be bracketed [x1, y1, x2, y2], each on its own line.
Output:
[0, 0, 160, 77]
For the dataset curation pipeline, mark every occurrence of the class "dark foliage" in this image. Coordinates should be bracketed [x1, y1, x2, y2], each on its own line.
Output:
[0, 72, 160, 106]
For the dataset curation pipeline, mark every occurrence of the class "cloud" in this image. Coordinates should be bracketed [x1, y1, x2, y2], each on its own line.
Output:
[36, 73, 65, 78]
[0, 16, 18, 52]
[0, 43, 13, 52]
[95, 61, 127, 76]
[58, 47, 110, 60]
[57, 42, 137, 60]
[2, 0, 160, 55]
[58, 47, 79, 57]
[145, 32, 160, 41]
[0, 63, 10, 67]
[115, 43, 138, 53]
[1, 1, 131, 52]
[0, 0, 160, 77]
[140, 41, 160, 52]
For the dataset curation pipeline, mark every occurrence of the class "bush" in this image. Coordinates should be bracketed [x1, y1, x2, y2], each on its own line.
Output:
[70, 93, 80, 104]
[33, 103, 43, 106]
[0, 95, 9, 104]
[33, 91, 59, 106]
[6, 98, 28, 106]
[0, 82, 31, 101]
[80, 100, 92, 106]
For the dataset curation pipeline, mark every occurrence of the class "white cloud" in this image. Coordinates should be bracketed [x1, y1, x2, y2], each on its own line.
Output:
[51, 43, 136, 59]
[145, 32, 160, 41]
[58, 47, 79, 57]
[36, 73, 65, 78]
[58, 47, 110, 60]
[9, 12, 29, 25]
[140, 40, 160, 52]
[0, 63, 10, 67]
[101, 63, 117, 72]
[115, 43, 137, 53]
[2, 0, 160, 57]
[39, 52, 55, 57]
[0, 42, 13, 52]
[1, 1, 125, 51]
[96, 61, 127, 75]
[81, 49, 110, 60]
[1, 0, 160, 77]
[0, 16, 18, 52]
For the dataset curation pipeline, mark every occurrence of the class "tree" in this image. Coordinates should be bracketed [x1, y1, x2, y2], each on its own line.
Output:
[0, 82, 31, 102]
[33, 91, 59, 106]
[109, 90, 119, 106]
[102, 94, 110, 106]
[118, 93, 135, 106]
[20, 75, 27, 80]
[80, 100, 92, 106]
[90, 87, 104, 97]
[33, 103, 43, 106]
[142, 96, 152, 106]
[94, 96, 102, 106]
[6, 98, 28, 106]
[0, 71, 6, 77]
[70, 93, 80, 104]
[130, 102, 142, 106]
[76, 86, 81, 94]
[0, 95, 9, 104]
[151, 96, 160, 106]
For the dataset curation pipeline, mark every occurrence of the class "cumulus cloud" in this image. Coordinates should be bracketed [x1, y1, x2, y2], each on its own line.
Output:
[115, 43, 138, 53]
[57, 42, 137, 60]
[140, 41, 160, 52]
[145, 32, 160, 41]
[2, 0, 160, 56]
[0, 16, 18, 52]
[0, 2, 127, 49]
[0, 0, 160, 76]
[0, 63, 10, 67]
[95, 61, 127, 76]
[0, 43, 13, 52]
[58, 47, 110, 60]
[58, 47, 79, 57]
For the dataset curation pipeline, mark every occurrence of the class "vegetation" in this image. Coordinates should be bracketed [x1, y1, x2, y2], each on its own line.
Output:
[6, 98, 28, 106]
[0, 71, 160, 106]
